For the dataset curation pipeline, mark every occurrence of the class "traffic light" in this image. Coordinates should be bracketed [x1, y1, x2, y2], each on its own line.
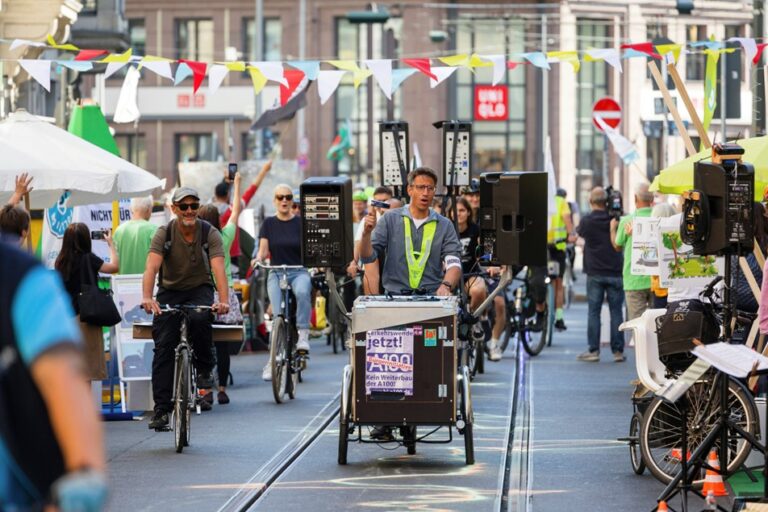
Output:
[676, 0, 694, 14]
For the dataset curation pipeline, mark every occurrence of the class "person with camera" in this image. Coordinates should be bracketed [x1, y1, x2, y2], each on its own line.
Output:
[547, 188, 576, 331]
[141, 187, 230, 430]
[575, 187, 625, 362]
[611, 183, 654, 321]
[113, 195, 158, 274]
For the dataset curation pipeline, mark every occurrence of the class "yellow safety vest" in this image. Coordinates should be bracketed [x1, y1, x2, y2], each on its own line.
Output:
[547, 196, 569, 251]
[403, 217, 437, 290]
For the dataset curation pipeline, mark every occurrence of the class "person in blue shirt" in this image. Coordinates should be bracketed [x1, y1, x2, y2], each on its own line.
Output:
[0, 241, 107, 511]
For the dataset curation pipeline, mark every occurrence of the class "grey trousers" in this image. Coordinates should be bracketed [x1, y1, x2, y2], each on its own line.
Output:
[625, 289, 653, 321]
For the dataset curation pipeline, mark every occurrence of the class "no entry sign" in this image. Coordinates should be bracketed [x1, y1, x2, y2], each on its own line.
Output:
[474, 85, 508, 121]
[592, 97, 621, 131]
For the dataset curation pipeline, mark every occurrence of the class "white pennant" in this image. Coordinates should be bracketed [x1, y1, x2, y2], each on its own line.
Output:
[728, 37, 758, 65]
[480, 54, 506, 85]
[10, 39, 46, 51]
[19, 60, 51, 92]
[585, 48, 623, 73]
[249, 61, 287, 86]
[364, 59, 393, 99]
[142, 61, 173, 80]
[207, 64, 229, 95]
[113, 66, 141, 123]
[104, 61, 128, 79]
[318, 70, 346, 105]
[429, 66, 456, 88]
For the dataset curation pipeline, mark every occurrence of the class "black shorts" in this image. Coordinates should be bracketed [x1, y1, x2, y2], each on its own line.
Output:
[548, 246, 566, 278]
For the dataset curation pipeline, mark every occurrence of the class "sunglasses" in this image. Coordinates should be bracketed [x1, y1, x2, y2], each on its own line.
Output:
[275, 194, 293, 201]
[175, 202, 200, 212]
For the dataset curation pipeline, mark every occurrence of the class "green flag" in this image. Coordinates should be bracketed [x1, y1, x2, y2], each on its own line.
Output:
[702, 49, 720, 135]
[326, 119, 352, 161]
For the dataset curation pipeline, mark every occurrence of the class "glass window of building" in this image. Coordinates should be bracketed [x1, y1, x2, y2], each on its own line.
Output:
[686, 25, 707, 80]
[81, 0, 97, 14]
[243, 18, 282, 61]
[175, 19, 214, 62]
[175, 133, 220, 163]
[453, 16, 526, 173]
[129, 19, 146, 57]
[115, 133, 147, 170]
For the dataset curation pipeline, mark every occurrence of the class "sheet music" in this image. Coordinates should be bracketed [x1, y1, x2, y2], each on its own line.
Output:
[657, 359, 711, 402]
[692, 342, 768, 378]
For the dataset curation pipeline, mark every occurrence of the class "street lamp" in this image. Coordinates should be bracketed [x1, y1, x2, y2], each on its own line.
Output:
[345, 8, 390, 24]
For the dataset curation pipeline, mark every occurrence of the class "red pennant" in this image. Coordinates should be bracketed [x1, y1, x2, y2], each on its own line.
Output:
[179, 59, 208, 93]
[621, 42, 661, 59]
[75, 49, 109, 61]
[507, 61, 521, 70]
[280, 69, 306, 106]
[754, 43, 768, 65]
[402, 58, 437, 81]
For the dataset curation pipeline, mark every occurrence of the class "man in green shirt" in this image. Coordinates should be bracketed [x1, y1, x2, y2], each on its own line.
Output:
[611, 183, 654, 321]
[113, 196, 158, 274]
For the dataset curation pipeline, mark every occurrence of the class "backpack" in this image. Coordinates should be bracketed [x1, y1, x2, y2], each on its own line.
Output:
[655, 299, 720, 371]
[158, 219, 213, 287]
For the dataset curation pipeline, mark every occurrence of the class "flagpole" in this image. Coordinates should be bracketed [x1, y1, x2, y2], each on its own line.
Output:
[297, 0, 306, 173]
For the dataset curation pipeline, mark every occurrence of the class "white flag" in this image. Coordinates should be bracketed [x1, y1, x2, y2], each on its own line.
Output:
[19, 60, 51, 92]
[104, 61, 127, 80]
[586, 48, 623, 73]
[318, 70, 346, 105]
[595, 117, 639, 165]
[250, 61, 287, 86]
[113, 66, 141, 123]
[429, 67, 456, 88]
[207, 64, 229, 95]
[479, 54, 506, 85]
[142, 60, 173, 80]
[728, 37, 758, 65]
[364, 59, 393, 99]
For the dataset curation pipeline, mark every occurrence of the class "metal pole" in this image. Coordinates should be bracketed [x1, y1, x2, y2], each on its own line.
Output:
[720, 50, 727, 139]
[254, 0, 263, 157]
[297, 0, 306, 162]
[661, 60, 669, 170]
[366, 24, 374, 183]
[541, 14, 548, 172]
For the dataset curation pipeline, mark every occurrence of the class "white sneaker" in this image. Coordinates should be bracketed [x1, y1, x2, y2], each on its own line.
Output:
[296, 329, 310, 353]
[488, 339, 502, 362]
[262, 363, 272, 381]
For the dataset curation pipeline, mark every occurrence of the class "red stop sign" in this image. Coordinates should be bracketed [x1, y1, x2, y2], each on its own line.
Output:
[592, 97, 621, 131]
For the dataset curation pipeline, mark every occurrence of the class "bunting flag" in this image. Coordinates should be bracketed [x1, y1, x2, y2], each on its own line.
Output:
[174, 62, 193, 85]
[439, 54, 470, 67]
[56, 60, 93, 72]
[10, 39, 46, 51]
[391, 68, 417, 94]
[250, 61, 287, 86]
[622, 48, 651, 59]
[100, 48, 133, 63]
[754, 43, 768, 65]
[402, 58, 437, 81]
[318, 70, 346, 104]
[225, 61, 246, 72]
[364, 59, 393, 99]
[547, 51, 580, 72]
[104, 61, 128, 80]
[595, 116, 639, 165]
[178, 59, 207, 93]
[620, 42, 661, 59]
[247, 66, 268, 94]
[207, 64, 229, 94]
[690, 40, 723, 50]
[19, 60, 51, 91]
[585, 48, 622, 72]
[328, 60, 371, 88]
[429, 66, 456, 88]
[288, 61, 320, 81]
[113, 66, 141, 123]
[507, 61, 521, 70]
[521, 52, 550, 69]
[656, 43, 682, 63]
[478, 54, 506, 85]
[703, 49, 720, 133]
[468, 54, 493, 68]
[729, 37, 758, 64]
[46, 34, 79, 52]
[281, 69, 306, 105]
[141, 59, 173, 80]
[75, 49, 108, 61]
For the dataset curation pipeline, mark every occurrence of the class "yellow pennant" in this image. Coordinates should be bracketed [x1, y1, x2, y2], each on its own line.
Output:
[247, 66, 267, 94]
[468, 54, 493, 68]
[656, 43, 682, 63]
[327, 60, 371, 88]
[100, 48, 133, 63]
[224, 61, 246, 72]
[547, 51, 580, 72]
[46, 34, 79, 52]
[439, 54, 469, 67]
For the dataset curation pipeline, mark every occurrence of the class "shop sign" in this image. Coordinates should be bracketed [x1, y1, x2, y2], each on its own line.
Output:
[474, 85, 508, 121]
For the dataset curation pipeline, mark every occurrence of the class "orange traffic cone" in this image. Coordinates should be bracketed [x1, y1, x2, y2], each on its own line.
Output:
[656, 500, 669, 511]
[701, 450, 729, 497]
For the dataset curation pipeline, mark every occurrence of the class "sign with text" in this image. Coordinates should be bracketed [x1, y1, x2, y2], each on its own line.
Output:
[474, 85, 508, 121]
[365, 328, 414, 396]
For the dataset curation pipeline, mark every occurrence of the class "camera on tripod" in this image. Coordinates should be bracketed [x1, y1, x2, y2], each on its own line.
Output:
[605, 186, 623, 220]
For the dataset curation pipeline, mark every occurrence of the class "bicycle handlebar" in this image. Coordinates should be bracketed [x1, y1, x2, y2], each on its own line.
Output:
[254, 262, 305, 271]
[157, 304, 214, 314]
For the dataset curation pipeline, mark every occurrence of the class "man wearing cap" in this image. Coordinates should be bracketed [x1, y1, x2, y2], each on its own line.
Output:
[141, 187, 230, 431]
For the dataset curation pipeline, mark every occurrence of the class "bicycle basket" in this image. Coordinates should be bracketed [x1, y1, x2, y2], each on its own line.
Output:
[655, 299, 720, 372]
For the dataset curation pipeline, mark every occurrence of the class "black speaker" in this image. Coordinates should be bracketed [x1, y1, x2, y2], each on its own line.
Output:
[478, 172, 548, 266]
[692, 160, 754, 255]
[300, 177, 353, 269]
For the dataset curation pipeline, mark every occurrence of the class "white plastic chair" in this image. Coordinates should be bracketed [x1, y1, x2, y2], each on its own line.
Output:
[619, 308, 669, 393]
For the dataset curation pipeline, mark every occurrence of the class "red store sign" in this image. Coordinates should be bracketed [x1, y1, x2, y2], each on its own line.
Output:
[177, 93, 206, 108]
[474, 85, 508, 121]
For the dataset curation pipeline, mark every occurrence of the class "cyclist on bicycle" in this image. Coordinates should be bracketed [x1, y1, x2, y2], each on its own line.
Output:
[546, 187, 575, 331]
[141, 187, 230, 431]
[252, 184, 312, 381]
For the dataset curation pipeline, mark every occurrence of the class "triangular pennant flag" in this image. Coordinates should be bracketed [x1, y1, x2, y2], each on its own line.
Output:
[429, 66, 456, 88]
[439, 54, 470, 67]
[10, 39, 46, 51]
[101, 48, 133, 63]
[655, 43, 682, 63]
[55, 60, 94, 72]
[178, 59, 207, 93]
[755, 43, 768, 65]
[690, 40, 723, 50]
[547, 51, 580, 72]
[281, 69, 306, 106]
[318, 70, 346, 104]
[224, 61, 246, 72]
[364, 59, 393, 99]
[328, 60, 372, 88]
[19, 60, 51, 92]
[141, 59, 173, 80]
[75, 49, 108, 61]
[521, 52, 550, 70]
[728, 37, 757, 64]
[46, 34, 79, 52]
[174, 62, 193, 85]
[250, 61, 287, 86]
[507, 61, 521, 70]
[207, 64, 229, 95]
[622, 48, 651, 59]
[104, 61, 127, 79]
[391, 68, 417, 93]
[288, 60, 320, 81]
[402, 58, 437, 81]
[478, 55, 506, 85]
[247, 67, 268, 94]
[621, 42, 661, 59]
[114, 66, 141, 124]
[585, 48, 623, 72]
[468, 54, 493, 68]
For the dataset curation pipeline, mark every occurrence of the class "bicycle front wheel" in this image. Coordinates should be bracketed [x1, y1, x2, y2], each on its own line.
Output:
[173, 349, 190, 453]
[640, 376, 757, 486]
[270, 317, 289, 404]
[519, 305, 548, 357]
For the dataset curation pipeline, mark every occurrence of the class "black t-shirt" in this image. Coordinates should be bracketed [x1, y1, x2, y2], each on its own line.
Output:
[61, 252, 104, 314]
[576, 209, 622, 277]
[259, 215, 302, 265]
[459, 223, 480, 275]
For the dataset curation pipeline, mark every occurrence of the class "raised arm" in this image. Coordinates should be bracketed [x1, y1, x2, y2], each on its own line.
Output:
[227, 172, 243, 228]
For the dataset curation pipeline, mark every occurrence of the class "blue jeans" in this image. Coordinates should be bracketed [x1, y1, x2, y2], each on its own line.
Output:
[587, 275, 625, 354]
[267, 269, 312, 330]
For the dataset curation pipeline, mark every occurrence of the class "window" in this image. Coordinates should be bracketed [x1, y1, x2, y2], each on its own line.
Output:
[175, 133, 220, 164]
[175, 19, 214, 62]
[81, 0, 97, 14]
[243, 17, 282, 61]
[129, 19, 146, 57]
[115, 134, 147, 170]
[686, 25, 707, 80]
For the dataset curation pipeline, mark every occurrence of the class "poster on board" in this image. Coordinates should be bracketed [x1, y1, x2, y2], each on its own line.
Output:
[111, 274, 156, 381]
[657, 214, 722, 288]
[630, 217, 660, 276]
[365, 328, 414, 396]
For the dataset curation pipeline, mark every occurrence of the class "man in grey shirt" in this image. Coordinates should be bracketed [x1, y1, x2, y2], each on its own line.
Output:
[360, 167, 462, 296]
